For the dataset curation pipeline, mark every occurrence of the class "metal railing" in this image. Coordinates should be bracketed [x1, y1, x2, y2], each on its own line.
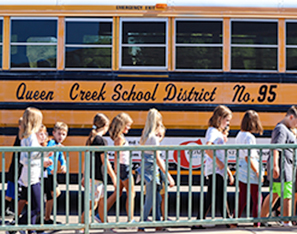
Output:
[0, 143, 296, 232]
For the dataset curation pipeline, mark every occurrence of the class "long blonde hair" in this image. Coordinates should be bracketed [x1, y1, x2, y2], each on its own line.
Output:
[20, 107, 43, 139]
[109, 113, 133, 141]
[140, 108, 162, 145]
[86, 113, 109, 146]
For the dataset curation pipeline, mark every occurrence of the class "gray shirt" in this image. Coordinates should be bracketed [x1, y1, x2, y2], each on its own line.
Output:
[267, 122, 296, 182]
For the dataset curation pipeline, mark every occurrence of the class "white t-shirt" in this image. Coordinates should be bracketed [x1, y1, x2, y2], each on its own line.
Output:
[18, 133, 42, 187]
[204, 127, 226, 177]
[144, 135, 159, 154]
[119, 140, 130, 165]
[235, 131, 263, 184]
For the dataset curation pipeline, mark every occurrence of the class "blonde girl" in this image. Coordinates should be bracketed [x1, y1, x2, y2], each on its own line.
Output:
[194, 105, 234, 229]
[16, 107, 46, 234]
[139, 108, 175, 230]
[235, 110, 264, 227]
[108, 113, 135, 222]
[78, 113, 117, 233]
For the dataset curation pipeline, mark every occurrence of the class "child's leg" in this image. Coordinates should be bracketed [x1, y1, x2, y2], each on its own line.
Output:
[45, 187, 61, 221]
[122, 176, 135, 221]
[19, 183, 41, 225]
[238, 181, 247, 218]
[161, 194, 165, 220]
[106, 180, 124, 212]
[155, 186, 162, 221]
[216, 174, 232, 219]
[98, 198, 105, 222]
[251, 184, 262, 218]
[81, 201, 98, 223]
[143, 181, 154, 221]
[197, 175, 213, 220]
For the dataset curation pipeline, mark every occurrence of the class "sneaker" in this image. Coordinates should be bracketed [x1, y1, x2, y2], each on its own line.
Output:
[75, 230, 84, 234]
[5, 207, 15, 216]
[94, 214, 102, 223]
[127, 219, 137, 229]
[44, 219, 62, 225]
[5, 221, 17, 234]
[138, 227, 145, 232]
[283, 222, 293, 227]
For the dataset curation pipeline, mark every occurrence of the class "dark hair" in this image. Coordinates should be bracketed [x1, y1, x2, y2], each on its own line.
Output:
[208, 105, 232, 129]
[286, 106, 297, 118]
[240, 110, 263, 135]
[86, 113, 109, 146]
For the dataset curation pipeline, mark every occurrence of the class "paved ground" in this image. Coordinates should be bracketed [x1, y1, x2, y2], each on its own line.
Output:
[1, 215, 297, 234]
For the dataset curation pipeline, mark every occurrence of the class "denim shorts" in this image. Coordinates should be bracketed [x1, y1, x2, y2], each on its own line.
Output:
[120, 164, 131, 181]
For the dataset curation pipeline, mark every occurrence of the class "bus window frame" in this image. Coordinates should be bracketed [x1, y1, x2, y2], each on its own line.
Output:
[119, 17, 168, 70]
[64, 17, 113, 71]
[0, 17, 3, 70]
[9, 17, 58, 70]
[285, 19, 297, 73]
[174, 18, 224, 72]
[230, 18, 279, 73]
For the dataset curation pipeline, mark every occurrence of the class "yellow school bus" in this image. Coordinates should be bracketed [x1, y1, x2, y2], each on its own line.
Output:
[1, 0, 297, 175]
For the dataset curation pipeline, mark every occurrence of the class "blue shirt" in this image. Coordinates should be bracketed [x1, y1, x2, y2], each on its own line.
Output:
[46, 139, 66, 175]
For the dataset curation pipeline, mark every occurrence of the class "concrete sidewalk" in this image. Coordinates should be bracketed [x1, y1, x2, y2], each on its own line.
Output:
[1, 223, 297, 234]
[1, 215, 297, 234]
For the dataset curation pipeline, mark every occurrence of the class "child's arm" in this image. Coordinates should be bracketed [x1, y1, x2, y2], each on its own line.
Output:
[156, 151, 175, 187]
[113, 137, 125, 174]
[100, 153, 117, 187]
[227, 167, 234, 185]
[272, 149, 280, 179]
[58, 151, 67, 174]
[205, 142, 224, 170]
[245, 156, 263, 181]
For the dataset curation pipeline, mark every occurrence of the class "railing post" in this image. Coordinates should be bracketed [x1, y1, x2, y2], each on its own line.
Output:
[84, 150, 90, 233]
[1, 152, 5, 224]
[200, 150, 205, 221]
[188, 150, 193, 220]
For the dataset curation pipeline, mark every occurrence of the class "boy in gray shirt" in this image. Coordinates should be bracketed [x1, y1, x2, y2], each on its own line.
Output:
[261, 106, 297, 226]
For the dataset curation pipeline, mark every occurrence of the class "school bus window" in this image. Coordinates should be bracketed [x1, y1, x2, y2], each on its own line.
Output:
[0, 18, 2, 69]
[231, 21, 278, 71]
[65, 19, 112, 69]
[286, 22, 297, 71]
[120, 20, 167, 68]
[10, 18, 57, 69]
[175, 20, 223, 70]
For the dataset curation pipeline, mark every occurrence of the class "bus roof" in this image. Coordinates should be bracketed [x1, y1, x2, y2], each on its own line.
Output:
[1, 0, 297, 8]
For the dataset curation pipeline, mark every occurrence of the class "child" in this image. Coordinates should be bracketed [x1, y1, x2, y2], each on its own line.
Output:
[235, 110, 264, 227]
[44, 122, 68, 224]
[108, 113, 135, 222]
[139, 108, 175, 231]
[8, 107, 46, 234]
[193, 105, 234, 229]
[155, 124, 170, 221]
[261, 106, 297, 227]
[5, 117, 23, 216]
[78, 114, 117, 233]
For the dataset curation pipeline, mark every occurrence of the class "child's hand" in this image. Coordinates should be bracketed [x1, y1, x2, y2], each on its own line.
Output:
[228, 173, 234, 185]
[169, 176, 175, 188]
[273, 166, 280, 179]
[44, 159, 53, 168]
[81, 177, 85, 188]
[60, 165, 67, 174]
